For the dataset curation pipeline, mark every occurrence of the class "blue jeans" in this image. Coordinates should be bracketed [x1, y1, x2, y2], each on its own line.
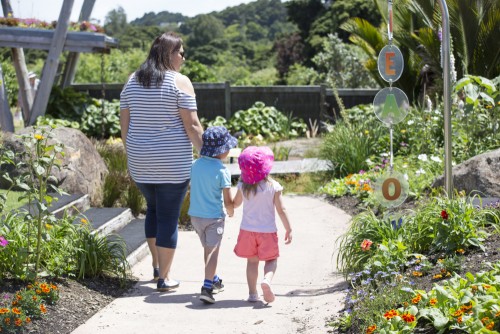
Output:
[135, 180, 189, 248]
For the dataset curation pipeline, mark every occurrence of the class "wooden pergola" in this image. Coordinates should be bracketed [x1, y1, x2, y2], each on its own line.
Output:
[0, 0, 117, 132]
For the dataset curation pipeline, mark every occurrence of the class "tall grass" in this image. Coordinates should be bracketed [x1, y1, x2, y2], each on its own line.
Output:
[320, 121, 377, 178]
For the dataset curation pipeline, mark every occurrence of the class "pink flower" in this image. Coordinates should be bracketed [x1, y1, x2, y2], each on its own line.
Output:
[0, 236, 8, 247]
[361, 239, 373, 251]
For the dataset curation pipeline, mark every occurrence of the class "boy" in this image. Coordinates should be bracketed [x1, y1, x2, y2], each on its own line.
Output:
[188, 126, 238, 304]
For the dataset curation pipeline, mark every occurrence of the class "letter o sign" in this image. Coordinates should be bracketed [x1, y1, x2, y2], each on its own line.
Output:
[382, 178, 401, 201]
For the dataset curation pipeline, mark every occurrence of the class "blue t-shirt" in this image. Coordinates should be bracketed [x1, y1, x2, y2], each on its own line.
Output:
[188, 156, 231, 218]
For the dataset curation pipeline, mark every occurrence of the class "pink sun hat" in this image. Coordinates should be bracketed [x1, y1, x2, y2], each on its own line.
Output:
[238, 146, 274, 184]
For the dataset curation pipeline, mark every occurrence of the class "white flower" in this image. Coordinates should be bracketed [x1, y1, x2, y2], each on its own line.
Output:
[407, 120, 414, 125]
[404, 173, 409, 180]
[418, 154, 428, 161]
[430, 156, 442, 163]
[416, 168, 426, 176]
[381, 153, 389, 157]
[366, 158, 373, 165]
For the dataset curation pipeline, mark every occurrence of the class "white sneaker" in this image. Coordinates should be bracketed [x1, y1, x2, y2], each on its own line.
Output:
[261, 280, 275, 303]
[247, 293, 260, 302]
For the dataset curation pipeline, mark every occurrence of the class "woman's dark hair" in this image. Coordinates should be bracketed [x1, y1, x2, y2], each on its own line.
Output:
[136, 32, 183, 88]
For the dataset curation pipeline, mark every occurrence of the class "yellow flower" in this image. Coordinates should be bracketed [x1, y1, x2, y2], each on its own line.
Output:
[412, 271, 423, 277]
[11, 308, 21, 315]
[81, 218, 88, 224]
[400, 129, 406, 133]
[34, 134, 44, 141]
[429, 298, 437, 306]
[433, 274, 442, 279]
[456, 249, 465, 254]
[364, 130, 369, 135]
[45, 223, 53, 229]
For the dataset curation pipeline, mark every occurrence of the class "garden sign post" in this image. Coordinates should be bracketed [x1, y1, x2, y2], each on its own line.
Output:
[372, 0, 410, 210]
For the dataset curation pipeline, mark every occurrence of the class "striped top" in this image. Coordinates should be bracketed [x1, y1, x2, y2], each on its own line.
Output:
[120, 71, 197, 184]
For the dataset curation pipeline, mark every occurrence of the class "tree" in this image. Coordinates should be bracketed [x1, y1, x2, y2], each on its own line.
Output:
[183, 14, 225, 48]
[104, 6, 128, 36]
[274, 32, 306, 83]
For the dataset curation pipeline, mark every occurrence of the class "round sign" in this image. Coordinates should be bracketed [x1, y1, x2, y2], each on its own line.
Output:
[373, 171, 409, 208]
[373, 87, 409, 126]
[378, 45, 404, 82]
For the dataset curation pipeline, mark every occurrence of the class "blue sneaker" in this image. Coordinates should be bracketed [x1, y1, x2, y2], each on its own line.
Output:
[157, 279, 179, 292]
[212, 279, 224, 294]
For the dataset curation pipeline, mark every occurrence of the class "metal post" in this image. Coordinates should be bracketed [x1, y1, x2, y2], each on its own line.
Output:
[438, 0, 453, 198]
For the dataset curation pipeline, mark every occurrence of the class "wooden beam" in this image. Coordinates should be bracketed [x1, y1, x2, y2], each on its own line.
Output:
[0, 63, 14, 132]
[29, 0, 75, 125]
[61, 0, 96, 88]
[1, 0, 25, 131]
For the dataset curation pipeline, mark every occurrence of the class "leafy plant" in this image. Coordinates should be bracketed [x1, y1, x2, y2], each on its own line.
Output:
[319, 120, 377, 178]
[73, 221, 129, 282]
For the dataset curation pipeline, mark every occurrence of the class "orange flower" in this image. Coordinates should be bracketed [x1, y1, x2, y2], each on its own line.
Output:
[483, 284, 492, 290]
[456, 249, 465, 254]
[384, 309, 399, 320]
[366, 325, 377, 334]
[457, 316, 463, 324]
[412, 271, 423, 277]
[51, 284, 58, 290]
[36, 289, 41, 294]
[11, 308, 21, 315]
[0, 308, 9, 314]
[495, 311, 500, 317]
[452, 309, 464, 317]
[15, 294, 21, 300]
[486, 322, 495, 330]
[14, 318, 22, 327]
[412, 294, 422, 304]
[433, 274, 443, 279]
[401, 313, 416, 323]
[361, 239, 373, 251]
[429, 298, 438, 306]
[42, 287, 50, 294]
[481, 317, 490, 324]
[25, 317, 31, 323]
[460, 303, 472, 311]
[3, 318, 10, 325]
[40, 304, 47, 314]
[32, 296, 38, 301]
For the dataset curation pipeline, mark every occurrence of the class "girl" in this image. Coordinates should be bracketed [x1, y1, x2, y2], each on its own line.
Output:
[233, 146, 292, 303]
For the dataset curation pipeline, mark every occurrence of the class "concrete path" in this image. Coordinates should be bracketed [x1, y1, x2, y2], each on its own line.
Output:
[72, 194, 351, 334]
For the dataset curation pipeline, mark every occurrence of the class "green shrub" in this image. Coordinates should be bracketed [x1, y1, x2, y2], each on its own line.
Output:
[320, 121, 376, 178]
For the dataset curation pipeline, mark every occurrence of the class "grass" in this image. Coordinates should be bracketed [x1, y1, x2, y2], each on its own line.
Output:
[0, 189, 29, 211]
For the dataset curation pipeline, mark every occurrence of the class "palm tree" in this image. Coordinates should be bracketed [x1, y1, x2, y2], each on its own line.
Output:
[341, 0, 499, 104]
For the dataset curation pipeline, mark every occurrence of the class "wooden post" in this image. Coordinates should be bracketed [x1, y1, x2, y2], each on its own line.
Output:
[61, 0, 96, 88]
[29, 0, 75, 125]
[0, 64, 14, 132]
[224, 81, 231, 120]
[1, 0, 27, 131]
[319, 84, 327, 120]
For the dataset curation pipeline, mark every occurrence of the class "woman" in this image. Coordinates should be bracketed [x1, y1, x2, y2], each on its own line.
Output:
[120, 32, 203, 291]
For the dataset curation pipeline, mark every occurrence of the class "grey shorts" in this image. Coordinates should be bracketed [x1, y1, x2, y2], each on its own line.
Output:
[191, 217, 225, 248]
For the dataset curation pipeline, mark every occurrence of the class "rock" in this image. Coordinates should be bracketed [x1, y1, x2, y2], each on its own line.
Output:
[432, 148, 500, 197]
[0, 126, 108, 205]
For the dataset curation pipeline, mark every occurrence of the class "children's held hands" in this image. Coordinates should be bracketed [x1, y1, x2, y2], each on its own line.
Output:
[284, 230, 292, 244]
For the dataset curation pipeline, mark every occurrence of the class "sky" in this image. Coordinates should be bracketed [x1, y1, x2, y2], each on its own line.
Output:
[15, 0, 268, 25]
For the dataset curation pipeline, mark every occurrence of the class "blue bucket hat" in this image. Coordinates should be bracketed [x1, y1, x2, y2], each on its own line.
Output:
[200, 126, 238, 157]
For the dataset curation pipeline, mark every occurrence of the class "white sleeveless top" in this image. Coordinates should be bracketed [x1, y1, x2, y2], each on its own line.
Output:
[120, 71, 197, 184]
[238, 179, 284, 233]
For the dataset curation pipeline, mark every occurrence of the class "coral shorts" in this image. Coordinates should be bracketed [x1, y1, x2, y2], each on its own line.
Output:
[234, 229, 279, 261]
